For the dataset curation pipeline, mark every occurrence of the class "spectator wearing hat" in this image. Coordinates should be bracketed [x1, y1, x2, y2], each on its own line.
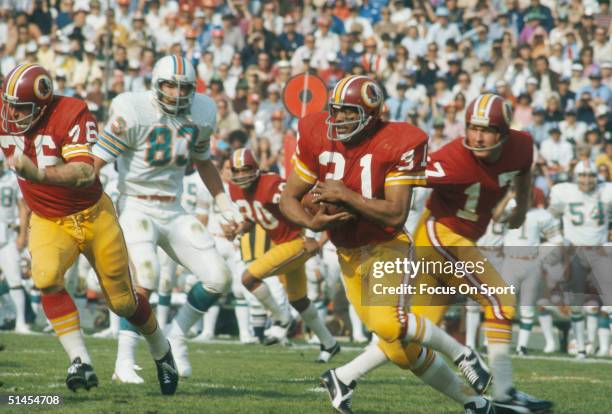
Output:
[240, 93, 267, 137]
[54, 69, 76, 97]
[126, 12, 154, 61]
[522, 0, 553, 32]
[124, 59, 146, 92]
[560, 108, 588, 145]
[429, 116, 451, 152]
[526, 107, 550, 146]
[427, 7, 461, 49]
[471, 59, 496, 94]
[344, 3, 374, 38]
[72, 42, 103, 87]
[525, 76, 546, 108]
[540, 123, 575, 174]
[577, 70, 612, 107]
[594, 105, 612, 135]
[259, 83, 284, 125]
[278, 15, 303, 54]
[570, 62, 589, 92]
[208, 28, 234, 68]
[557, 77, 576, 110]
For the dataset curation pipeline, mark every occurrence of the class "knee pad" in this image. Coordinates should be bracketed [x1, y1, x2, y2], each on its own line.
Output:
[31, 258, 65, 292]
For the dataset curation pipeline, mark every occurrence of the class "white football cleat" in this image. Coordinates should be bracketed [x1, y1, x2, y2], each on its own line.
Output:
[543, 343, 556, 354]
[191, 331, 214, 343]
[169, 334, 192, 378]
[14, 324, 33, 334]
[263, 321, 290, 346]
[112, 364, 145, 384]
[92, 327, 118, 339]
[239, 334, 259, 344]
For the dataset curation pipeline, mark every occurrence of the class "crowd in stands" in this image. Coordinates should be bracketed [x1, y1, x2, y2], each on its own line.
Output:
[0, 0, 611, 190]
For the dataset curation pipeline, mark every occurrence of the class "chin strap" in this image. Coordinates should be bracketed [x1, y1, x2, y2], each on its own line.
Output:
[462, 135, 507, 152]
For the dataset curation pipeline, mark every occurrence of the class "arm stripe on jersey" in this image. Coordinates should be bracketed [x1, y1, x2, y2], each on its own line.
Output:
[98, 133, 126, 154]
[100, 131, 128, 151]
[292, 155, 317, 183]
[95, 138, 122, 157]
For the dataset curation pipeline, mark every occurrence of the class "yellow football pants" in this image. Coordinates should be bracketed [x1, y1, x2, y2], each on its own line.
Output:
[247, 237, 311, 302]
[338, 232, 433, 370]
[411, 210, 516, 344]
[29, 193, 138, 317]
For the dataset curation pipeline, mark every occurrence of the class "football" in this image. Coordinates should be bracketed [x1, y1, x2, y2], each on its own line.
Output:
[301, 190, 353, 216]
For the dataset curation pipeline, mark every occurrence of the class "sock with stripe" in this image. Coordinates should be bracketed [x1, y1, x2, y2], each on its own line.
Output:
[416, 349, 480, 405]
[404, 313, 467, 360]
[169, 282, 218, 339]
[124, 292, 169, 360]
[335, 343, 388, 385]
[598, 312, 610, 356]
[251, 283, 290, 325]
[41, 289, 91, 364]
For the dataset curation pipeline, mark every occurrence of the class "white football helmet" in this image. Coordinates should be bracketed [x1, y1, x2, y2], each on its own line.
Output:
[151, 55, 196, 115]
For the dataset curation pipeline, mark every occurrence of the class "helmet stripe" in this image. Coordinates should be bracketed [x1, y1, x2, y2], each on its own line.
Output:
[176, 55, 183, 76]
[233, 149, 243, 168]
[6, 64, 34, 97]
[332, 76, 353, 104]
[477, 94, 493, 118]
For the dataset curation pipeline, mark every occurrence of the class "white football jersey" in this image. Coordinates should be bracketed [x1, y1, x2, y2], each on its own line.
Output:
[477, 220, 506, 247]
[549, 182, 612, 246]
[181, 172, 211, 216]
[93, 91, 216, 198]
[0, 171, 20, 223]
[503, 199, 561, 253]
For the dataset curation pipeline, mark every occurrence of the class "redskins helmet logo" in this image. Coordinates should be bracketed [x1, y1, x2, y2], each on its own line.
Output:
[360, 82, 382, 109]
[33, 74, 52, 100]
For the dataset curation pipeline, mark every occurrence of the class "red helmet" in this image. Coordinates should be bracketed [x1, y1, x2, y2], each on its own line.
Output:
[326, 75, 384, 142]
[1, 63, 54, 135]
[230, 148, 260, 188]
[463, 93, 512, 151]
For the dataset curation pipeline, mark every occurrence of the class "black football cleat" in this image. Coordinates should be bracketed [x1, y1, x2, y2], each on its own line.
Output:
[493, 388, 553, 413]
[464, 397, 494, 414]
[454, 348, 492, 395]
[155, 345, 179, 395]
[320, 369, 355, 414]
[66, 357, 99, 392]
[316, 342, 341, 363]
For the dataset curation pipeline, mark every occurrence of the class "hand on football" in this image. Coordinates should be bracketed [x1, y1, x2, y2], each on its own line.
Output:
[315, 179, 350, 204]
[8, 155, 45, 183]
[309, 204, 355, 232]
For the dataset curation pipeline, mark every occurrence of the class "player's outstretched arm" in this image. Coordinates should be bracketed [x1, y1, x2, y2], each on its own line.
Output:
[317, 180, 413, 230]
[10, 155, 95, 188]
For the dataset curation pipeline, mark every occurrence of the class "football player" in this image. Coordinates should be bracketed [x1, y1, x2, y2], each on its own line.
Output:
[227, 147, 340, 360]
[0, 63, 178, 394]
[280, 76, 492, 414]
[0, 152, 29, 333]
[548, 160, 612, 359]
[498, 189, 563, 355]
[92, 55, 242, 381]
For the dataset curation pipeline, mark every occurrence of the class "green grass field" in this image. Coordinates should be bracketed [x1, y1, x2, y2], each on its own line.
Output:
[1, 332, 611, 414]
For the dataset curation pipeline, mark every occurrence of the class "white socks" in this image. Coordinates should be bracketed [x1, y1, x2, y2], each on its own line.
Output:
[300, 302, 335, 349]
[251, 283, 290, 325]
[9, 288, 26, 328]
[143, 326, 170, 360]
[335, 344, 388, 385]
[59, 330, 92, 365]
[170, 303, 204, 338]
[234, 303, 252, 340]
[538, 312, 555, 350]
[465, 306, 481, 349]
[405, 313, 466, 361]
[202, 305, 220, 337]
[488, 342, 513, 401]
[417, 351, 479, 405]
[115, 330, 139, 370]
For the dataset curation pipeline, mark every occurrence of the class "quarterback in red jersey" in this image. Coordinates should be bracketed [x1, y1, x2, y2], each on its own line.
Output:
[0, 63, 178, 395]
[408, 93, 552, 413]
[227, 148, 339, 361]
[280, 75, 492, 414]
